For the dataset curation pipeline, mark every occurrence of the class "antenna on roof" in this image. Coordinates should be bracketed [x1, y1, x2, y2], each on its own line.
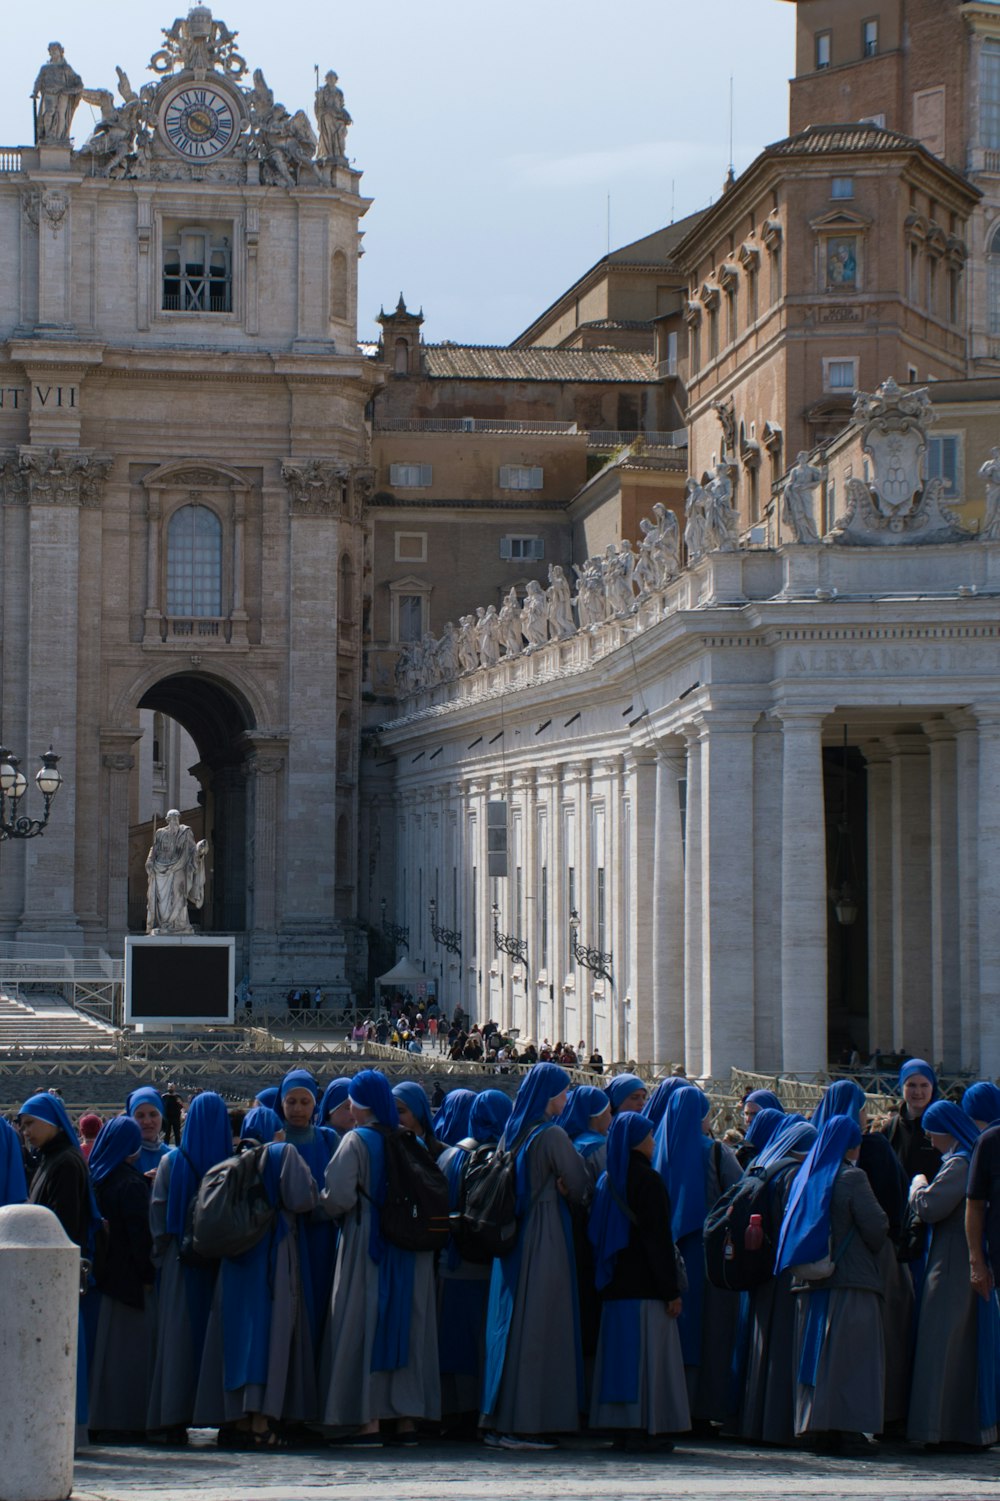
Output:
[607, 193, 611, 254]
[670, 179, 675, 224]
[728, 74, 735, 177]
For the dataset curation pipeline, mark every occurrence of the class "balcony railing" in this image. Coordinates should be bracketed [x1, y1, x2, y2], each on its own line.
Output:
[374, 417, 579, 434]
[586, 429, 687, 449]
[0, 148, 23, 174]
[161, 616, 228, 642]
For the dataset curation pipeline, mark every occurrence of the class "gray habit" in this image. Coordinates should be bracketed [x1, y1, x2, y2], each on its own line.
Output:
[319, 1129, 440, 1427]
[590, 1300, 690, 1435]
[88, 1291, 158, 1432]
[479, 1123, 591, 1436]
[146, 1152, 217, 1432]
[690, 1139, 742, 1423]
[193, 1146, 319, 1425]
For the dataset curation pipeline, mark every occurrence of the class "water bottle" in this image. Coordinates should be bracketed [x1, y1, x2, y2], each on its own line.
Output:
[744, 1213, 764, 1252]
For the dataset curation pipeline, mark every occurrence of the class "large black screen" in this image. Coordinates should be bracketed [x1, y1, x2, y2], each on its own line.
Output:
[127, 941, 233, 1022]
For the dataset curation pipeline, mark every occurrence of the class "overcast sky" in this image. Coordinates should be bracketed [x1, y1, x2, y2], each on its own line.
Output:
[4, 1, 796, 343]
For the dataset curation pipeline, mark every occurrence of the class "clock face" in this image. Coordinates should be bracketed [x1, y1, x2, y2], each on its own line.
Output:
[161, 85, 238, 160]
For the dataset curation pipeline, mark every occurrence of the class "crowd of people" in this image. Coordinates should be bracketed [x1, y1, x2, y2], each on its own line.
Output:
[3, 1056, 1000, 1457]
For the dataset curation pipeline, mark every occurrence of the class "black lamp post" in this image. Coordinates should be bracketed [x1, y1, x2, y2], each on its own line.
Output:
[492, 901, 528, 969]
[379, 896, 409, 951]
[569, 908, 614, 985]
[428, 897, 461, 957]
[0, 746, 63, 840]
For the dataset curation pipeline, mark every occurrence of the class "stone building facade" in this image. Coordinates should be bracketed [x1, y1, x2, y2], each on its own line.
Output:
[0, 9, 378, 998]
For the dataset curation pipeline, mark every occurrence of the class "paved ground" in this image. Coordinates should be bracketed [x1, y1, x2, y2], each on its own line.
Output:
[70, 1432, 1000, 1500]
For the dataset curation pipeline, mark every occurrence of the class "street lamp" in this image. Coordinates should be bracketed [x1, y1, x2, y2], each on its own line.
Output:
[379, 896, 409, 951]
[428, 897, 461, 957]
[568, 908, 614, 985]
[0, 746, 62, 840]
[492, 901, 527, 969]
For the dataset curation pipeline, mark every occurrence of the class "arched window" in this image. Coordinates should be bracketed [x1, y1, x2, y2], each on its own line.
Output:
[167, 504, 222, 617]
[989, 226, 1000, 336]
[394, 337, 409, 375]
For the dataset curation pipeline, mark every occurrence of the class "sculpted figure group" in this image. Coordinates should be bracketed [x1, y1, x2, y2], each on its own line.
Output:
[395, 496, 705, 695]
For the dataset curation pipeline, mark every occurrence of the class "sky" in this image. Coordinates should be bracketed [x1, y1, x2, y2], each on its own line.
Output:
[4, 1, 796, 344]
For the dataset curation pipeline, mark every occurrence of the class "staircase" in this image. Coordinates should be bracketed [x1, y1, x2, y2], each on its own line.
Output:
[0, 991, 117, 1048]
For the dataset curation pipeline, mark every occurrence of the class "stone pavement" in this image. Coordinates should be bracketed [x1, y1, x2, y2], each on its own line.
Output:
[70, 1431, 1000, 1500]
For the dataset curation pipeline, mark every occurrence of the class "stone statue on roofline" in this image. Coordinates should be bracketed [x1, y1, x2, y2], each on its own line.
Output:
[315, 70, 351, 163]
[702, 463, 740, 552]
[457, 615, 479, 674]
[684, 477, 710, 561]
[545, 564, 576, 639]
[498, 588, 524, 658]
[32, 42, 84, 143]
[979, 448, 1000, 542]
[782, 451, 825, 545]
[651, 502, 681, 580]
[476, 604, 501, 668]
[522, 580, 548, 649]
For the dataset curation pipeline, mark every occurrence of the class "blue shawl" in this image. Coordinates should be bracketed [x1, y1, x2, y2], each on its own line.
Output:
[752, 1117, 816, 1172]
[318, 1078, 351, 1125]
[88, 1116, 142, 1186]
[469, 1088, 512, 1144]
[921, 1099, 981, 1159]
[774, 1116, 861, 1274]
[744, 1107, 786, 1152]
[588, 1112, 652, 1289]
[432, 1088, 476, 1146]
[642, 1077, 693, 1129]
[652, 1085, 711, 1241]
[559, 1085, 610, 1140]
[745, 1089, 784, 1114]
[164, 1091, 233, 1237]
[811, 1078, 866, 1129]
[963, 1082, 1000, 1127]
[0, 1117, 27, 1206]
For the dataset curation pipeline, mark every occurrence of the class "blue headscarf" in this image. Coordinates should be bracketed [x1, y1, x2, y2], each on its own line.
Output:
[349, 1069, 399, 1128]
[278, 1069, 319, 1122]
[19, 1091, 82, 1147]
[393, 1082, 435, 1141]
[744, 1107, 786, 1152]
[240, 1106, 283, 1144]
[899, 1058, 939, 1101]
[922, 1100, 981, 1160]
[165, 1091, 233, 1237]
[753, 1116, 816, 1172]
[606, 1073, 647, 1113]
[811, 1078, 866, 1130]
[774, 1116, 861, 1274]
[88, 1116, 142, 1187]
[652, 1085, 711, 1241]
[254, 1086, 280, 1111]
[432, 1088, 476, 1146]
[469, 1089, 512, 1144]
[963, 1082, 1000, 1127]
[0, 1117, 27, 1207]
[559, 1085, 611, 1141]
[642, 1077, 693, 1129]
[126, 1086, 164, 1119]
[588, 1112, 653, 1290]
[745, 1089, 784, 1115]
[502, 1062, 570, 1149]
[318, 1079, 351, 1125]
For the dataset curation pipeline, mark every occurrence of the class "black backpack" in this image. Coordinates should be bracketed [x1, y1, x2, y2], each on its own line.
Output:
[360, 1126, 450, 1253]
[448, 1123, 544, 1264]
[703, 1157, 794, 1292]
[185, 1143, 279, 1262]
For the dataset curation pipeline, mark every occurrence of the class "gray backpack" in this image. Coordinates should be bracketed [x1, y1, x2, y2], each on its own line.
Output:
[189, 1142, 278, 1260]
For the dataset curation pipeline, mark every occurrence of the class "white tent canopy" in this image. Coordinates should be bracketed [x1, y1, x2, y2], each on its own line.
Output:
[375, 957, 428, 987]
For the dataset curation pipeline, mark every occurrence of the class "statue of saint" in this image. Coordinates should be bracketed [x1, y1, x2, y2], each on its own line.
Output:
[782, 451, 825, 544]
[980, 448, 1000, 542]
[545, 564, 576, 639]
[145, 810, 208, 935]
[315, 70, 352, 162]
[33, 42, 84, 143]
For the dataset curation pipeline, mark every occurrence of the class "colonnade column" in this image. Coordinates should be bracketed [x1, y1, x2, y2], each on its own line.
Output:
[519, 769, 538, 1043]
[244, 744, 286, 935]
[698, 710, 757, 1078]
[777, 708, 829, 1074]
[101, 744, 138, 945]
[975, 706, 1000, 1076]
[951, 711, 980, 1070]
[682, 726, 703, 1077]
[924, 721, 960, 1067]
[886, 734, 932, 1056]
[651, 745, 687, 1068]
[861, 743, 893, 1057]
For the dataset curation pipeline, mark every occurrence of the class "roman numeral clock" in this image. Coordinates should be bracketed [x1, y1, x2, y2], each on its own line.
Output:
[159, 83, 239, 160]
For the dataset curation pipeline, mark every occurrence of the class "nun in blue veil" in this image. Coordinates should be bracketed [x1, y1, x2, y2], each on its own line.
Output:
[559, 1085, 612, 1180]
[907, 1100, 1000, 1447]
[480, 1062, 591, 1444]
[317, 1078, 353, 1136]
[86, 1117, 156, 1439]
[739, 1119, 818, 1445]
[777, 1116, 889, 1448]
[962, 1082, 1000, 1129]
[605, 1074, 647, 1115]
[558, 1084, 613, 1389]
[588, 1112, 689, 1448]
[393, 1081, 446, 1160]
[739, 1107, 787, 1168]
[146, 1090, 233, 1440]
[436, 1089, 513, 1428]
[125, 1086, 171, 1176]
[642, 1077, 693, 1132]
[432, 1088, 476, 1148]
[318, 1069, 440, 1441]
[652, 1085, 741, 1426]
[193, 1106, 319, 1444]
[276, 1068, 339, 1361]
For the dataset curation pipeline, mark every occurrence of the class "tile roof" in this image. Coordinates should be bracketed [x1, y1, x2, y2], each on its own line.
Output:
[421, 345, 657, 382]
[768, 122, 926, 157]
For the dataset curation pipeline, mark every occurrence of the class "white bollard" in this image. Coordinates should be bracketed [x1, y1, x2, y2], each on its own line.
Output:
[0, 1205, 79, 1501]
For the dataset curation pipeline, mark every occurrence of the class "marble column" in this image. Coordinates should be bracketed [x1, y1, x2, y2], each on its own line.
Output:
[101, 744, 138, 944]
[861, 742, 893, 1058]
[951, 711, 980, 1070]
[751, 719, 783, 1067]
[651, 745, 686, 1067]
[924, 721, 960, 1068]
[974, 706, 1000, 1076]
[887, 733, 932, 1057]
[682, 725, 704, 1078]
[698, 710, 757, 1077]
[245, 746, 286, 933]
[778, 708, 829, 1074]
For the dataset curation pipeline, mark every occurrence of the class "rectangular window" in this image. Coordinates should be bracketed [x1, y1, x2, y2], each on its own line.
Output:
[666, 330, 678, 375]
[983, 41, 1000, 150]
[397, 594, 423, 642]
[514, 864, 523, 941]
[825, 358, 857, 391]
[816, 31, 831, 69]
[540, 864, 548, 971]
[500, 535, 545, 561]
[726, 289, 736, 345]
[471, 862, 477, 958]
[708, 307, 719, 360]
[746, 270, 757, 324]
[389, 463, 432, 488]
[394, 531, 426, 562]
[596, 867, 606, 957]
[926, 434, 961, 498]
[498, 464, 544, 490]
[862, 19, 878, 57]
[162, 223, 232, 313]
[831, 177, 854, 199]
